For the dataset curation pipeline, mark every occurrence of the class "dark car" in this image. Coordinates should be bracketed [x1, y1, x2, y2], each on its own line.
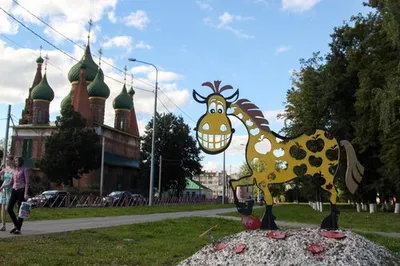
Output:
[28, 190, 69, 208]
[102, 191, 139, 206]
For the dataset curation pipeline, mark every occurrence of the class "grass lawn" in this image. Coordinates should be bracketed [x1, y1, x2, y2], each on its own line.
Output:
[0, 217, 243, 265]
[222, 204, 400, 233]
[0, 217, 398, 265]
[22, 203, 235, 221]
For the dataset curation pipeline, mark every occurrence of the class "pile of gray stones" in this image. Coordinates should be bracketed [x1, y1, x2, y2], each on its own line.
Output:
[178, 228, 399, 266]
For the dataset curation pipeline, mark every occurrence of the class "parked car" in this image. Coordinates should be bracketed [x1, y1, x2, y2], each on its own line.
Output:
[102, 191, 141, 206]
[28, 190, 69, 207]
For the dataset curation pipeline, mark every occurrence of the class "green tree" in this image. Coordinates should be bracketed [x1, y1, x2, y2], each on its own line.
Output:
[38, 105, 101, 186]
[279, 4, 400, 204]
[140, 113, 202, 197]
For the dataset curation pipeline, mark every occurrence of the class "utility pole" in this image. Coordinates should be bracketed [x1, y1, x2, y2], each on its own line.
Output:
[222, 151, 226, 204]
[2, 105, 11, 166]
[158, 155, 162, 199]
[198, 174, 201, 199]
[99, 136, 105, 197]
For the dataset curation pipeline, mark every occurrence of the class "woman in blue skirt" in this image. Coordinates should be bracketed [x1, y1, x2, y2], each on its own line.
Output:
[0, 155, 15, 231]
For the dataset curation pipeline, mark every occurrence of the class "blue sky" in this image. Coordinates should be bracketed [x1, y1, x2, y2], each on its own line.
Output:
[0, 0, 372, 173]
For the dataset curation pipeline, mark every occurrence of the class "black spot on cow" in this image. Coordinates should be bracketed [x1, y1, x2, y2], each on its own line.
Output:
[289, 145, 307, 160]
[325, 183, 333, 190]
[306, 138, 325, 153]
[329, 164, 338, 175]
[313, 173, 326, 185]
[309, 156, 323, 167]
[293, 164, 307, 177]
[326, 146, 339, 161]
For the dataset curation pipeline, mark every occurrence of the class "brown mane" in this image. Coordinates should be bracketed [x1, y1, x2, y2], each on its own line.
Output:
[202, 80, 233, 94]
[235, 99, 270, 132]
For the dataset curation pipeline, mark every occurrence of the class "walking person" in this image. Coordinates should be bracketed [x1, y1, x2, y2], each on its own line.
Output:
[0, 155, 15, 231]
[8, 157, 30, 235]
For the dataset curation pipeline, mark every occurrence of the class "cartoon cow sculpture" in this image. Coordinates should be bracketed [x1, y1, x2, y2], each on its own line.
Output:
[193, 81, 364, 230]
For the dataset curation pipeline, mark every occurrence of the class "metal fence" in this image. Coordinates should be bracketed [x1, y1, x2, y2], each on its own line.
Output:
[29, 194, 222, 208]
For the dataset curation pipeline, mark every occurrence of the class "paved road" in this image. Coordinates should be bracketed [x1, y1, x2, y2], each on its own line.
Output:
[0, 208, 238, 238]
[0, 207, 398, 239]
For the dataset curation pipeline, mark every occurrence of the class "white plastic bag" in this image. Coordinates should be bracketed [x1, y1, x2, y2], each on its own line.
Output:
[18, 202, 32, 219]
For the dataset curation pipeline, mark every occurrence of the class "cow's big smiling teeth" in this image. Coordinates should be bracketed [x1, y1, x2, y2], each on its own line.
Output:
[198, 132, 231, 150]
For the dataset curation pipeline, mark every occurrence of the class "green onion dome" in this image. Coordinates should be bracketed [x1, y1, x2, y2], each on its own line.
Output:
[31, 74, 55, 101]
[36, 56, 44, 64]
[67, 44, 98, 83]
[60, 90, 72, 110]
[128, 86, 135, 96]
[87, 68, 110, 99]
[113, 84, 133, 110]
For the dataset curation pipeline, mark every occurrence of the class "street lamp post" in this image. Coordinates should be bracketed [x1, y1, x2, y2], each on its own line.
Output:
[128, 58, 158, 206]
[222, 150, 226, 204]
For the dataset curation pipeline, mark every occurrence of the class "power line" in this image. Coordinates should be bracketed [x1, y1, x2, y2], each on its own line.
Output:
[157, 97, 172, 114]
[1, 33, 64, 73]
[10, 0, 195, 119]
[11, 0, 155, 90]
[1, 3, 194, 121]
[0, 6, 153, 93]
[158, 89, 195, 122]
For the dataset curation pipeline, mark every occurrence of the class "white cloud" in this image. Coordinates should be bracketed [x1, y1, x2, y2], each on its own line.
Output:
[204, 12, 255, 39]
[282, 0, 321, 12]
[0, 40, 189, 132]
[0, 0, 19, 34]
[275, 45, 290, 54]
[108, 11, 117, 23]
[130, 65, 182, 82]
[103, 35, 132, 50]
[202, 160, 221, 172]
[123, 10, 150, 30]
[263, 109, 285, 131]
[135, 41, 152, 50]
[196, 0, 212, 11]
[11, 0, 117, 43]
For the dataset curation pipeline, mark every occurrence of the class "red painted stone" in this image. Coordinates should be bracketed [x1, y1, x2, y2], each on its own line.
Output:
[241, 216, 261, 230]
[267, 231, 287, 239]
[319, 231, 346, 239]
[215, 242, 228, 251]
[307, 244, 324, 255]
[235, 244, 246, 254]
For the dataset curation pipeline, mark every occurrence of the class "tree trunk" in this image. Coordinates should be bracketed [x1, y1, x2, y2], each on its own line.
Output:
[369, 203, 376, 213]
[318, 201, 323, 212]
[395, 203, 400, 214]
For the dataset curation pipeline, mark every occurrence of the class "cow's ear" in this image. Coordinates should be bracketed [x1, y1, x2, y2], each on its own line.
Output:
[193, 90, 207, 104]
[225, 89, 239, 103]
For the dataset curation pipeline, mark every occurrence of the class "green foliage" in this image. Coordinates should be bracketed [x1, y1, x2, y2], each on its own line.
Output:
[140, 113, 202, 196]
[279, 3, 400, 202]
[38, 104, 101, 186]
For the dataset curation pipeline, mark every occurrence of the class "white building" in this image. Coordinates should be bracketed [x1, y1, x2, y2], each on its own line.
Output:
[193, 171, 235, 198]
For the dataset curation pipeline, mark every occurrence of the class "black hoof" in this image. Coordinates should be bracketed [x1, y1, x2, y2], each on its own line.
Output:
[320, 205, 340, 230]
[320, 213, 339, 230]
[235, 199, 254, 216]
[260, 205, 279, 230]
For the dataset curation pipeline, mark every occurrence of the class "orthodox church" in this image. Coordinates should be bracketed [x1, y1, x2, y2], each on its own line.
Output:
[10, 34, 143, 193]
